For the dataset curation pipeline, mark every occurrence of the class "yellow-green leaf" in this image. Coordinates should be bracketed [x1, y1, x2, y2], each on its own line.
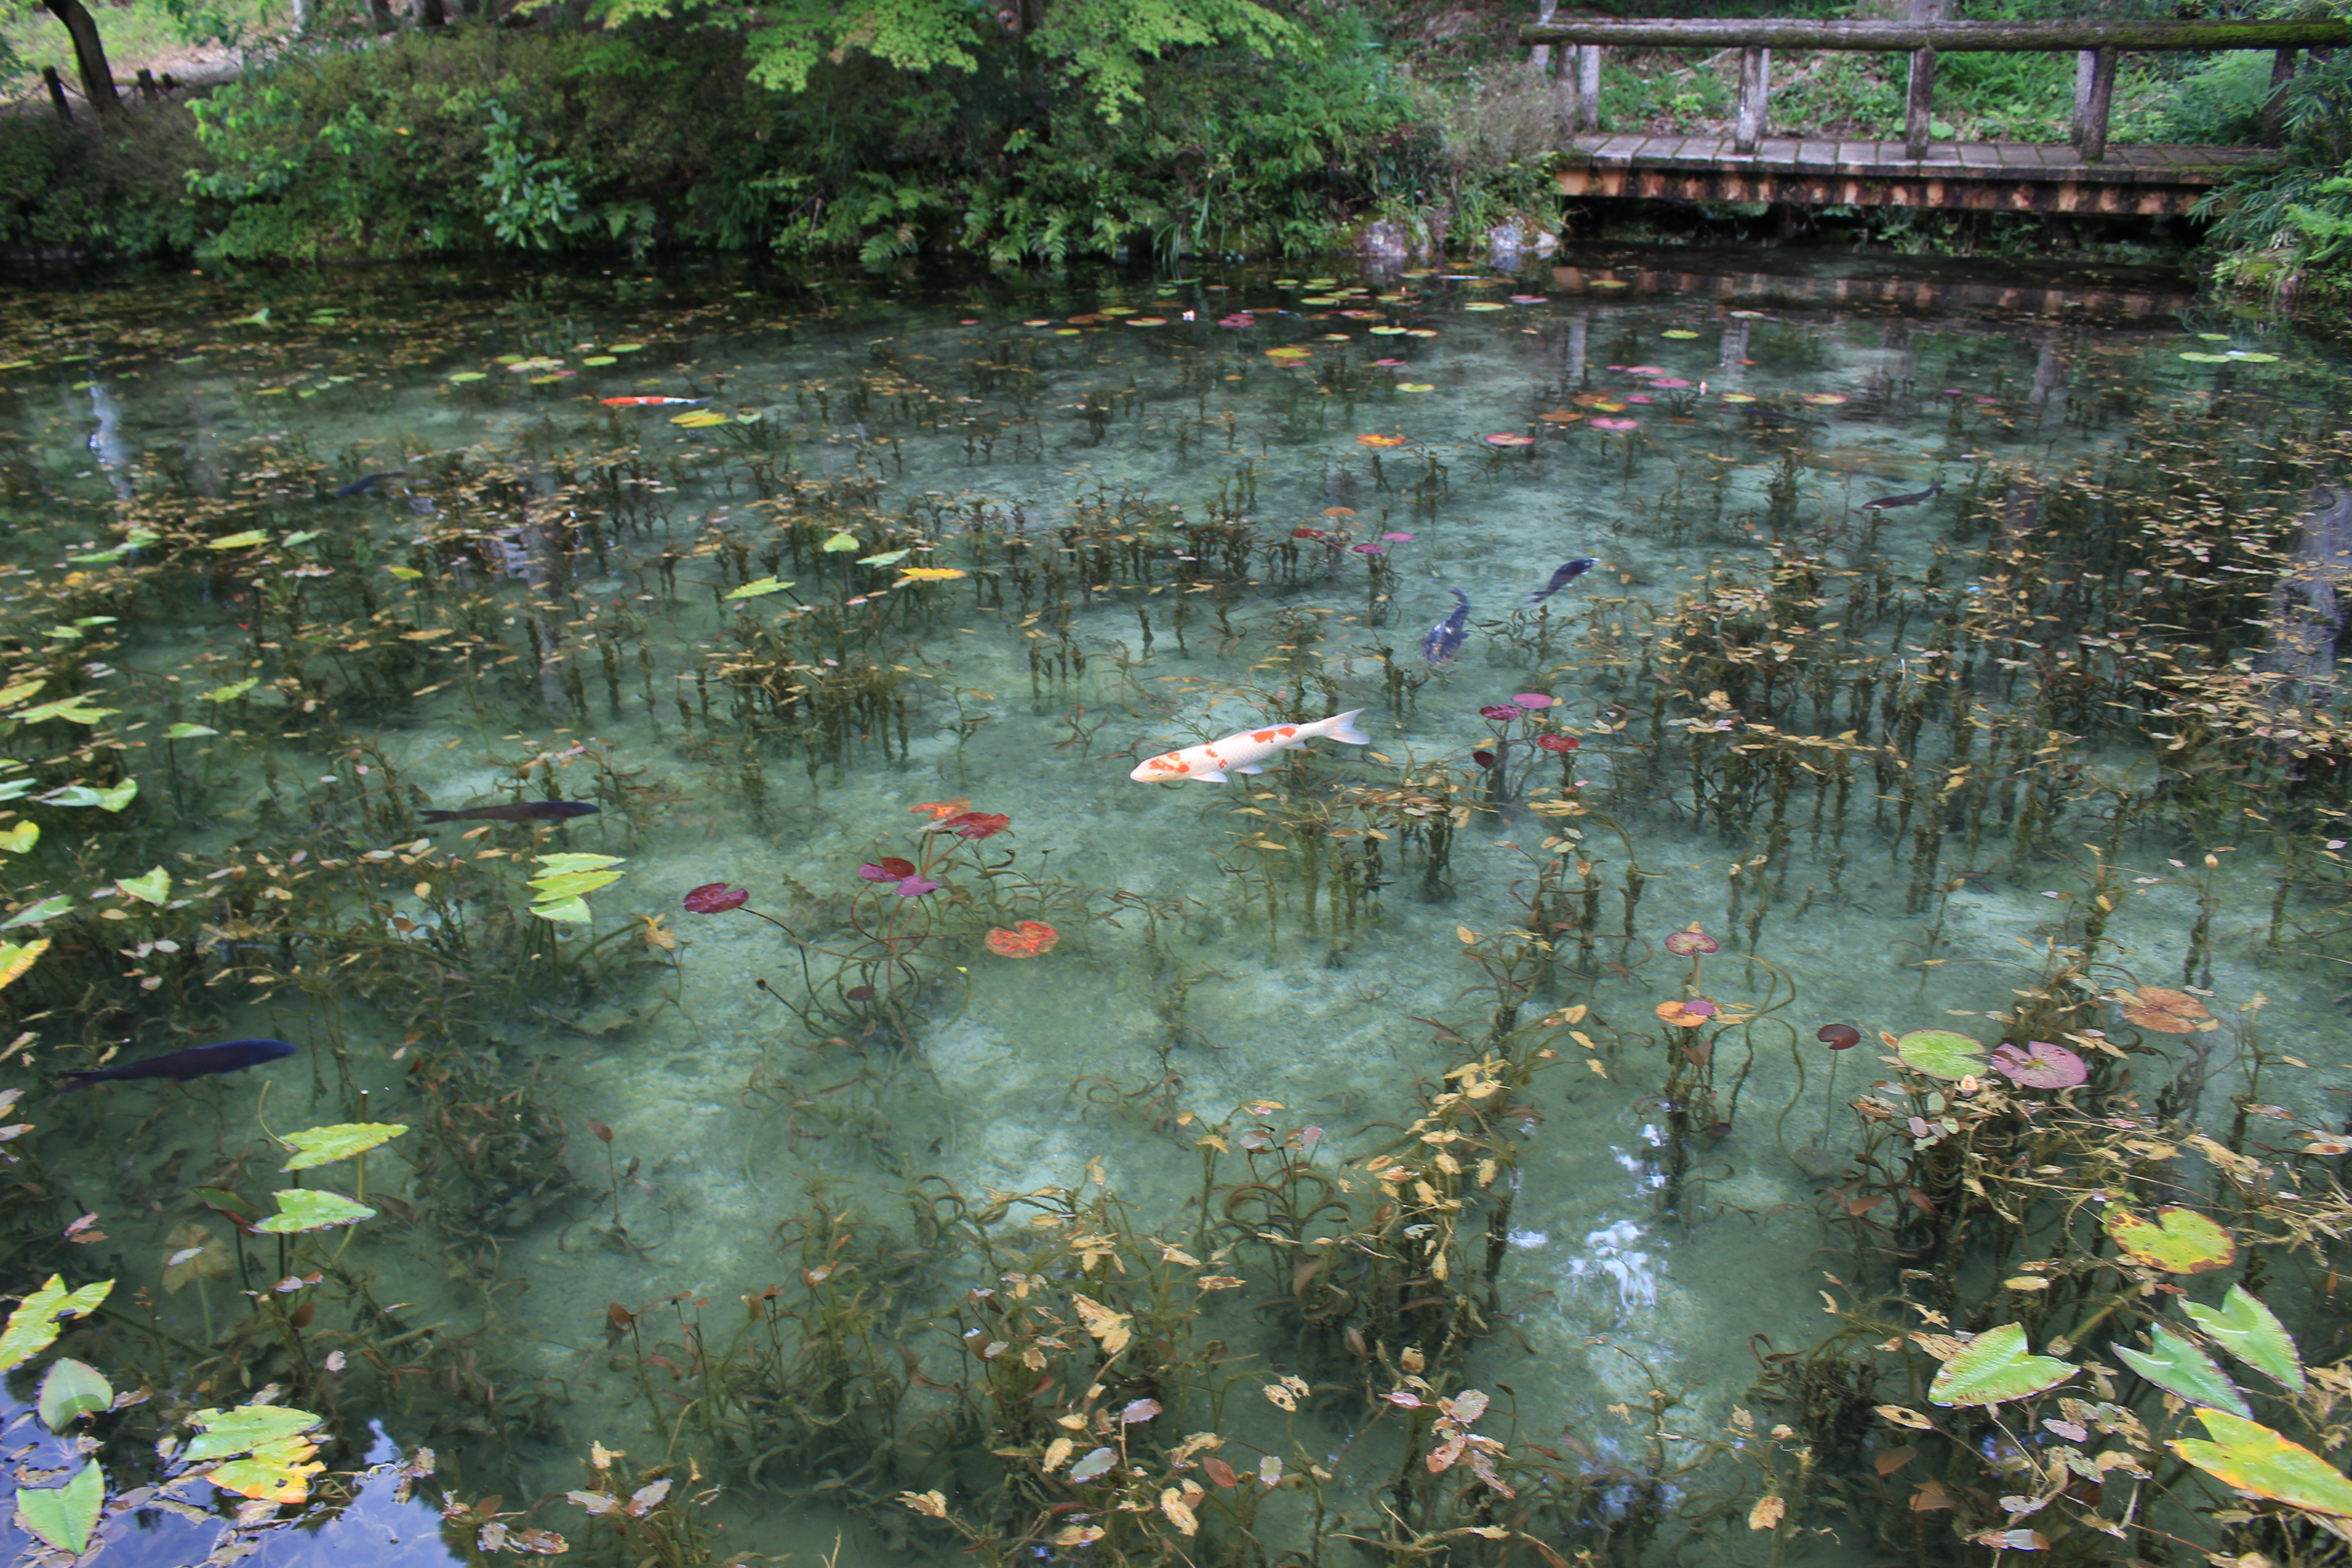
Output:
[1896, 1029, 1986, 1081]
[37, 1357, 111, 1430]
[2107, 1206, 2236, 1274]
[278, 1122, 409, 1171]
[725, 577, 794, 600]
[116, 867, 171, 905]
[209, 530, 272, 550]
[0, 821, 37, 853]
[2185, 1285, 2304, 1392]
[186, 1404, 322, 1462]
[15, 1460, 102, 1553]
[2172, 1408, 2352, 1516]
[252, 1189, 374, 1234]
[0, 1274, 113, 1374]
[0, 937, 50, 990]
[821, 532, 861, 553]
[2116, 1324, 2250, 1417]
[1928, 1323, 2074, 1407]
[202, 678, 260, 702]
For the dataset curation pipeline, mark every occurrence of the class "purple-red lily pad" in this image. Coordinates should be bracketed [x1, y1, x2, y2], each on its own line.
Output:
[1989, 1040, 2087, 1089]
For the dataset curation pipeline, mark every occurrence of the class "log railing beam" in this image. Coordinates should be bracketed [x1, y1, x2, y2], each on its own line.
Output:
[1519, 18, 2352, 51]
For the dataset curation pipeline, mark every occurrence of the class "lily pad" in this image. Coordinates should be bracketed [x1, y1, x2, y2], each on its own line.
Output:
[37, 1357, 112, 1430]
[1927, 1323, 2075, 1407]
[163, 723, 220, 740]
[116, 867, 171, 904]
[2171, 1408, 2352, 1516]
[278, 1122, 408, 1171]
[16, 1460, 103, 1553]
[1, 895, 72, 931]
[725, 577, 794, 600]
[446, 371, 488, 383]
[203, 678, 260, 702]
[252, 1189, 375, 1234]
[0, 1274, 113, 1374]
[821, 532, 861, 553]
[0, 938, 49, 990]
[2185, 1285, 2303, 1392]
[2107, 1206, 2236, 1274]
[1068, 1446, 1117, 1482]
[210, 530, 271, 549]
[1896, 1029, 1987, 1081]
[186, 1404, 324, 1463]
[2115, 1325, 2250, 1417]
[1989, 1040, 2087, 1088]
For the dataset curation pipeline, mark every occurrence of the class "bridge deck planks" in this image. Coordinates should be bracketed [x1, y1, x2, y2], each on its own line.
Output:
[1555, 133, 2270, 213]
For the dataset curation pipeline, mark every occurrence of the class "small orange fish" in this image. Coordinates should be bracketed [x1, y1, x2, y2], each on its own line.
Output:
[599, 397, 707, 407]
[1130, 710, 1370, 784]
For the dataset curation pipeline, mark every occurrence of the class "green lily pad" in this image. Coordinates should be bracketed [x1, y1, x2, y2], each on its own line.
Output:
[164, 723, 219, 739]
[1896, 1029, 1987, 1081]
[16, 1460, 103, 1553]
[252, 1189, 375, 1234]
[725, 577, 793, 600]
[1, 894, 73, 930]
[210, 530, 271, 549]
[858, 549, 911, 567]
[2116, 1324, 2249, 1417]
[446, 371, 488, 383]
[2179, 352, 2232, 363]
[94, 780, 137, 813]
[821, 532, 861, 553]
[15, 697, 115, 725]
[116, 867, 171, 905]
[203, 678, 260, 702]
[583, 356, 617, 366]
[611, 343, 646, 353]
[2171, 1408, 2352, 1516]
[37, 1357, 112, 1430]
[186, 1404, 323, 1462]
[279, 1122, 408, 1171]
[2229, 351, 2280, 363]
[0, 822, 36, 853]
[0, 1274, 113, 1374]
[1662, 329, 1700, 338]
[1928, 1322, 2074, 1407]
[2185, 1285, 2303, 1392]
[2107, 1206, 2236, 1274]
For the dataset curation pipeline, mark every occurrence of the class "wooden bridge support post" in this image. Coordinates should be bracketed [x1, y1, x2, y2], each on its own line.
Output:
[1734, 45, 1771, 154]
[2260, 46, 2298, 145]
[1575, 44, 1601, 130]
[41, 65, 71, 124]
[2072, 45, 2116, 162]
[1904, 0, 1950, 160]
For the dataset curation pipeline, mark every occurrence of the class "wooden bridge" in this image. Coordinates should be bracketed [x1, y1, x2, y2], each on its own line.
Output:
[1515, 15, 2352, 216]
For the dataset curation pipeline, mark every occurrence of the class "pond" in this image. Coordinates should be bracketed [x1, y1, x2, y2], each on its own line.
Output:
[2, 243, 2350, 1568]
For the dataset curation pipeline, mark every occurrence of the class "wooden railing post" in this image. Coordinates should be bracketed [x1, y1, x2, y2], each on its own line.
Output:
[1904, 0, 1950, 159]
[2072, 46, 2116, 162]
[2260, 46, 2298, 145]
[1734, 44, 1771, 153]
[1576, 44, 1601, 130]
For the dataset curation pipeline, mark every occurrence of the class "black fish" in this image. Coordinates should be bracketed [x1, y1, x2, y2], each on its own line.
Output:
[333, 472, 406, 499]
[61, 1038, 295, 1094]
[419, 800, 600, 824]
[1860, 482, 1942, 511]
[1422, 587, 1471, 665]
[1525, 557, 1598, 607]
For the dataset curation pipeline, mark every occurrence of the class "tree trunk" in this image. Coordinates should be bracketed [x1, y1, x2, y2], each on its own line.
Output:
[41, 66, 72, 123]
[364, 0, 398, 34]
[40, 0, 121, 115]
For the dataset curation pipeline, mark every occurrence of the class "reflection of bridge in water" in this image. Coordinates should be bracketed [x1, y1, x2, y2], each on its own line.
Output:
[1515, 16, 2352, 216]
[1534, 253, 2200, 324]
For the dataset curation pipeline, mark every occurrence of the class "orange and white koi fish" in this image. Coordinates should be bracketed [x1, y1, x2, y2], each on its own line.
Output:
[599, 396, 708, 407]
[1129, 710, 1371, 784]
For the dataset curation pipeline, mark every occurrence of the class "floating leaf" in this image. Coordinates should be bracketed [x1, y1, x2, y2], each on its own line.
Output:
[202, 678, 260, 702]
[2230, 351, 2280, 363]
[0, 1274, 113, 1373]
[2179, 352, 2232, 363]
[1896, 1029, 1986, 1081]
[2171, 1408, 2352, 1516]
[2116, 1325, 2250, 1417]
[2107, 1206, 2236, 1274]
[163, 723, 220, 739]
[210, 1442, 325, 1504]
[279, 1122, 409, 1171]
[210, 530, 272, 550]
[1068, 1446, 1117, 1483]
[446, 371, 488, 383]
[252, 1189, 375, 1234]
[725, 577, 793, 600]
[0, 822, 35, 853]
[1927, 1323, 2074, 1407]
[2185, 1285, 2304, 1392]
[15, 1460, 102, 1553]
[2, 895, 70, 930]
[611, 343, 646, 353]
[14, 697, 115, 725]
[583, 356, 617, 366]
[116, 867, 171, 905]
[858, 549, 911, 567]
[821, 532, 861, 553]
[37, 1357, 111, 1430]
[186, 1404, 324, 1463]
[1662, 329, 1701, 339]
[0, 938, 50, 990]
[161, 1222, 233, 1293]
[94, 780, 137, 812]
[671, 412, 731, 427]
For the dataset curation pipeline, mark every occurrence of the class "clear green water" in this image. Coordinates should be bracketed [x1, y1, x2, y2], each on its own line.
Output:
[0, 247, 2342, 1567]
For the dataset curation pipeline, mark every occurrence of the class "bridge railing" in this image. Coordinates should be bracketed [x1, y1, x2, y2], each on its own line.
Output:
[1516, 13, 2352, 162]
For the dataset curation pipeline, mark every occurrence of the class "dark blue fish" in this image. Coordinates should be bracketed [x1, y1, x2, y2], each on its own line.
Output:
[1422, 587, 1471, 665]
[1860, 482, 1941, 511]
[420, 800, 599, 824]
[60, 1038, 296, 1094]
[333, 472, 406, 499]
[1525, 557, 1598, 607]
